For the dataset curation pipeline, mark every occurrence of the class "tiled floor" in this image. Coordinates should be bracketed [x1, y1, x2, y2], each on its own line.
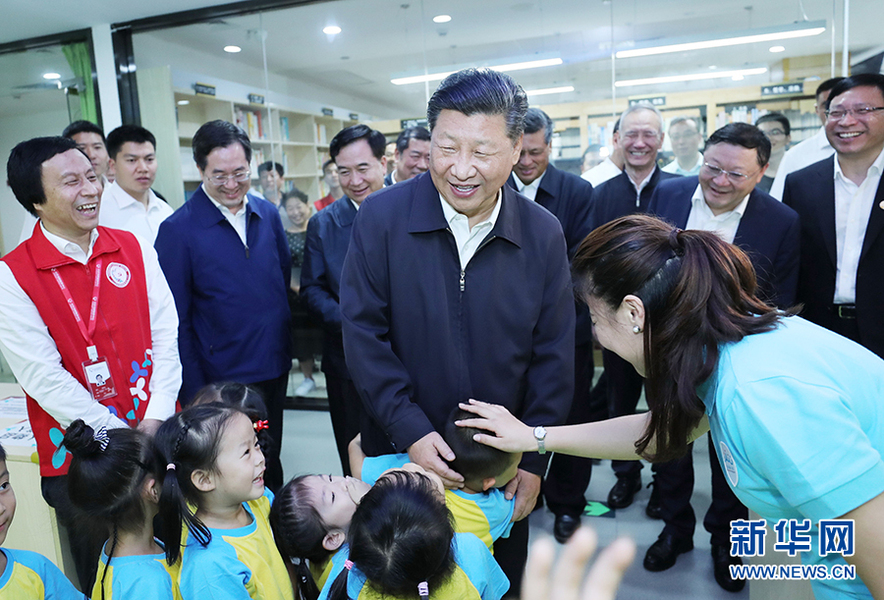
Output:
[280, 369, 748, 599]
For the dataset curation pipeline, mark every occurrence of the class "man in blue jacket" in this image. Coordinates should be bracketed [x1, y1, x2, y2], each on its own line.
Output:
[301, 124, 387, 476]
[340, 68, 574, 596]
[155, 119, 291, 491]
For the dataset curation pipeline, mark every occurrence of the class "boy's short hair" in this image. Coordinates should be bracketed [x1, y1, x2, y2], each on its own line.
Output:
[444, 407, 513, 482]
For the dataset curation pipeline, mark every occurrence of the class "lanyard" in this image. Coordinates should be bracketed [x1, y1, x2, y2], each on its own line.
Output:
[51, 259, 103, 361]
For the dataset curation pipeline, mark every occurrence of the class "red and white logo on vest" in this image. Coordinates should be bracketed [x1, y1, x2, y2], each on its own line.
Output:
[106, 262, 131, 288]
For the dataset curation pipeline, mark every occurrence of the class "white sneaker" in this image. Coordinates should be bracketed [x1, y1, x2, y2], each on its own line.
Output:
[294, 377, 317, 397]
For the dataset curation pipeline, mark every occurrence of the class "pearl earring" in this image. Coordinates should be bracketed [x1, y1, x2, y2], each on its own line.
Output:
[633, 325, 642, 334]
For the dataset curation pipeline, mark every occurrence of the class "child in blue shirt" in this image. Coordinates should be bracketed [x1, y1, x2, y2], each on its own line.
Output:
[63, 419, 179, 600]
[0, 442, 84, 599]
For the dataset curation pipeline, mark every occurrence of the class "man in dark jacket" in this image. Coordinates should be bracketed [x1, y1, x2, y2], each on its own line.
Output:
[341, 69, 574, 596]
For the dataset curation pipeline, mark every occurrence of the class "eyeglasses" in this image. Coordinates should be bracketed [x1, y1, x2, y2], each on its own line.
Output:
[761, 129, 786, 138]
[701, 162, 758, 183]
[208, 170, 251, 186]
[621, 130, 661, 141]
[825, 106, 884, 121]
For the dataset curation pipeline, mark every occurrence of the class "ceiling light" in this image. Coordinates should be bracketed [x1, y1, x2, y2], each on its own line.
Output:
[323, 25, 342, 35]
[391, 58, 563, 85]
[732, 74, 745, 81]
[615, 21, 825, 59]
[526, 86, 575, 96]
[769, 45, 786, 53]
[433, 15, 451, 23]
[177, 100, 190, 105]
[223, 45, 241, 53]
[43, 72, 61, 80]
[615, 67, 767, 88]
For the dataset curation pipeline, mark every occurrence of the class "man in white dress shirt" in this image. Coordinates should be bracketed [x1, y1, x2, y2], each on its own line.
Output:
[101, 125, 173, 242]
[582, 120, 624, 187]
[769, 77, 844, 199]
[661, 116, 704, 176]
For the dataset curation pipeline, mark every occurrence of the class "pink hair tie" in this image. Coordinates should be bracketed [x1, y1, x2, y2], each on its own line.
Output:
[344, 560, 354, 571]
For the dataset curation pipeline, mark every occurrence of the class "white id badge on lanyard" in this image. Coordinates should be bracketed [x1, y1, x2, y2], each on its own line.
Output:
[82, 346, 117, 401]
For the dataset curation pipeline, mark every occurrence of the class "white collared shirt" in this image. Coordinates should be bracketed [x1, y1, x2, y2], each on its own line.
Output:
[100, 181, 174, 243]
[685, 184, 749, 244]
[0, 223, 182, 430]
[513, 169, 546, 202]
[770, 127, 835, 200]
[440, 191, 502, 270]
[627, 167, 656, 207]
[832, 148, 884, 303]
[662, 152, 703, 176]
[581, 158, 621, 187]
[204, 184, 250, 246]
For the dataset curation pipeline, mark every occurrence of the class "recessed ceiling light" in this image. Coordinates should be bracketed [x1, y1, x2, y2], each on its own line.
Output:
[224, 45, 242, 53]
[769, 45, 786, 53]
[43, 72, 61, 80]
[615, 67, 767, 87]
[433, 15, 452, 23]
[323, 25, 342, 35]
[392, 57, 562, 85]
[526, 86, 575, 96]
[177, 100, 190, 106]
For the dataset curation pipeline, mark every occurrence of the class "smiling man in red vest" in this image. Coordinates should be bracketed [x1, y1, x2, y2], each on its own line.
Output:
[0, 136, 181, 589]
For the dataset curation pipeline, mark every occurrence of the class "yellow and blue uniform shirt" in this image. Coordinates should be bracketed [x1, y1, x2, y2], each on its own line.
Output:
[178, 489, 294, 600]
[317, 534, 508, 600]
[361, 454, 514, 552]
[703, 316, 884, 600]
[0, 547, 84, 599]
[91, 541, 180, 600]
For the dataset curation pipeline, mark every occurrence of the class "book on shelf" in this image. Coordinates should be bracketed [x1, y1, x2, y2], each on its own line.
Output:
[280, 116, 290, 141]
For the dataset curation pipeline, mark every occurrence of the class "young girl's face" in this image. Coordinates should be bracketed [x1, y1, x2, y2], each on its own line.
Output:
[212, 413, 266, 504]
[304, 474, 371, 530]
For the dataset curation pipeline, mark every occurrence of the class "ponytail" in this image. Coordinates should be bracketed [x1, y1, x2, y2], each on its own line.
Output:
[155, 405, 240, 564]
[574, 215, 781, 461]
[326, 565, 350, 600]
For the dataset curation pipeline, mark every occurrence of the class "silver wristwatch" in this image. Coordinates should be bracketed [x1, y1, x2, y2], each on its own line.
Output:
[533, 425, 548, 454]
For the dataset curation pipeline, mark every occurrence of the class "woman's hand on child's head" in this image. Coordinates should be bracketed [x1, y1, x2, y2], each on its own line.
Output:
[522, 528, 635, 600]
[456, 400, 535, 453]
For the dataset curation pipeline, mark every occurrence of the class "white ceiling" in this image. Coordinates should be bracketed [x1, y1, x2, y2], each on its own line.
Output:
[2, 0, 881, 120]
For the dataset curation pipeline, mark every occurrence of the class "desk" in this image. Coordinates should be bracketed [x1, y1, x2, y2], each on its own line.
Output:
[0, 383, 74, 579]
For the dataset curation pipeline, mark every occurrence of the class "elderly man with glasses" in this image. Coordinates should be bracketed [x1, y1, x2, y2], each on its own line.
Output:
[783, 72, 884, 360]
[155, 119, 291, 492]
[644, 121, 800, 591]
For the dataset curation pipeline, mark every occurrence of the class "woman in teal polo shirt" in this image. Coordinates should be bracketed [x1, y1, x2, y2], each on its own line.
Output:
[459, 214, 884, 599]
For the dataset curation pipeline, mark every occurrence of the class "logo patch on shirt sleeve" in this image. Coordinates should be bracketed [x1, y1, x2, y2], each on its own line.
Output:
[719, 441, 739, 487]
[106, 262, 131, 288]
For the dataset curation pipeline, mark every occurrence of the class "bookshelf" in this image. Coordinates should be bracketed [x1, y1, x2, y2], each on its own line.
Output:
[137, 66, 355, 207]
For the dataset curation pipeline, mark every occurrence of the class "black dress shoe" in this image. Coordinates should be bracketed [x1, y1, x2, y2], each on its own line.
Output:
[711, 544, 746, 592]
[607, 475, 641, 509]
[643, 532, 694, 572]
[553, 514, 581, 544]
[645, 480, 662, 519]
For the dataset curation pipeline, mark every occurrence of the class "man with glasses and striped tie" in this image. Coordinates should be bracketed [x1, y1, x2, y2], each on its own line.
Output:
[783, 73, 884, 361]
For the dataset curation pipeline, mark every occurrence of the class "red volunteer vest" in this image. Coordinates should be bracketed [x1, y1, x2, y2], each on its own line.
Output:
[3, 225, 153, 476]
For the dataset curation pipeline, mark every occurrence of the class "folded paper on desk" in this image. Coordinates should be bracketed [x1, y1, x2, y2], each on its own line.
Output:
[0, 421, 34, 447]
[0, 395, 28, 420]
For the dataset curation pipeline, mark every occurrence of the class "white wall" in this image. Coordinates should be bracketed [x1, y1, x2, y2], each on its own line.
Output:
[0, 93, 71, 255]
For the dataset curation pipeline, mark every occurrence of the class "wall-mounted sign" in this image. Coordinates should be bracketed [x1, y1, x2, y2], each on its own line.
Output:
[400, 118, 429, 130]
[321, 107, 334, 116]
[193, 83, 216, 96]
[248, 93, 265, 105]
[349, 113, 359, 121]
[761, 82, 804, 97]
[629, 96, 665, 107]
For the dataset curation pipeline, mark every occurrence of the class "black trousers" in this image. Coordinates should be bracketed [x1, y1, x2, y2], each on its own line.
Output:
[544, 342, 605, 517]
[493, 515, 529, 598]
[252, 372, 289, 493]
[651, 435, 747, 546]
[602, 349, 645, 479]
[42, 475, 104, 592]
[325, 374, 363, 477]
